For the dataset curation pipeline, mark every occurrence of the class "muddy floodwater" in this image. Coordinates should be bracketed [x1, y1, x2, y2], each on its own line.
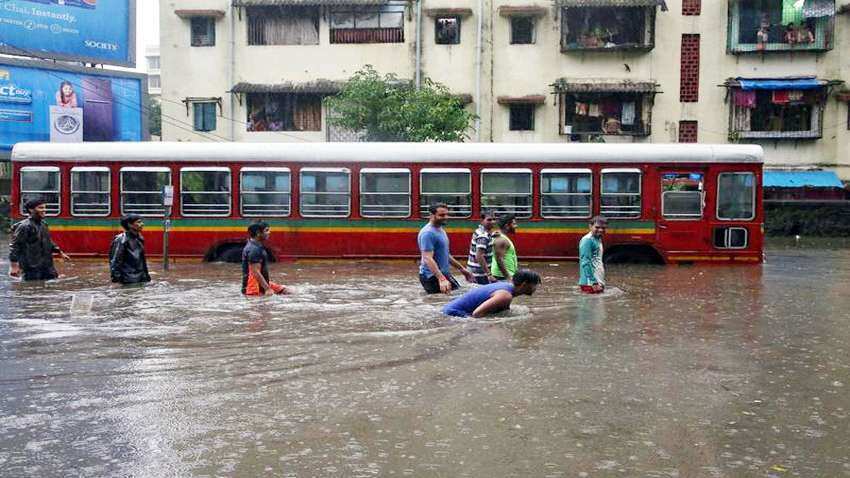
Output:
[1, 237, 850, 477]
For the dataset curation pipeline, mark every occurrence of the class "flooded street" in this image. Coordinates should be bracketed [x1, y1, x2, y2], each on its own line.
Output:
[2, 238, 850, 477]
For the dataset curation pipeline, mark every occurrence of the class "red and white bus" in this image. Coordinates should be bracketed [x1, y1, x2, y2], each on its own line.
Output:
[10, 142, 764, 264]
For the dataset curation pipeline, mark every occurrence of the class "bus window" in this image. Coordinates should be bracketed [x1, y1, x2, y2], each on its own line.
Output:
[601, 168, 641, 218]
[300, 168, 351, 217]
[480, 169, 532, 218]
[360, 168, 410, 218]
[717, 172, 755, 221]
[19, 166, 60, 216]
[180, 168, 232, 217]
[540, 169, 591, 218]
[420, 168, 471, 218]
[241, 168, 291, 217]
[121, 167, 171, 216]
[71, 167, 110, 216]
[713, 227, 748, 249]
[661, 172, 703, 219]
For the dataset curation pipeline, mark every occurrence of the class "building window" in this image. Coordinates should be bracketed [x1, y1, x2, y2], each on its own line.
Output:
[717, 172, 755, 221]
[120, 167, 171, 216]
[730, 87, 825, 139]
[360, 168, 411, 218]
[300, 168, 351, 217]
[661, 172, 704, 219]
[509, 104, 535, 131]
[561, 6, 657, 51]
[728, 0, 835, 53]
[540, 169, 592, 218]
[241, 168, 291, 217]
[420, 168, 471, 218]
[180, 167, 231, 217]
[330, 6, 405, 44]
[247, 6, 319, 45]
[19, 166, 60, 216]
[435, 16, 460, 44]
[149, 75, 161, 89]
[678, 120, 698, 143]
[480, 169, 532, 218]
[190, 17, 215, 47]
[560, 91, 653, 136]
[147, 57, 160, 70]
[601, 169, 641, 219]
[246, 93, 322, 132]
[511, 17, 535, 44]
[682, 0, 702, 15]
[71, 167, 110, 216]
[193, 102, 217, 132]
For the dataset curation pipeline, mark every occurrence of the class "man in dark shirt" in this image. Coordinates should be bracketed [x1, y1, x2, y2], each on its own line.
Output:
[109, 214, 151, 284]
[242, 221, 287, 296]
[9, 199, 69, 281]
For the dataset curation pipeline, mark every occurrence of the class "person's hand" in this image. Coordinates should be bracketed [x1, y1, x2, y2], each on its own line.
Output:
[460, 268, 474, 282]
[438, 275, 451, 294]
[592, 283, 604, 293]
[9, 263, 20, 278]
[265, 288, 275, 296]
[487, 274, 496, 283]
[60, 252, 71, 261]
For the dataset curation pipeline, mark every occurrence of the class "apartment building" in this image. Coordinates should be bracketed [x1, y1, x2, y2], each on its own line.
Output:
[160, 0, 850, 176]
[145, 45, 162, 99]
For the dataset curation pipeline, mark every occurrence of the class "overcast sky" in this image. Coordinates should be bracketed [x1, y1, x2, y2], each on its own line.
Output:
[135, 0, 159, 71]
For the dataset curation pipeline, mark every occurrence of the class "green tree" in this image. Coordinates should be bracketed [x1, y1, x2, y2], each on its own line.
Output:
[324, 65, 475, 142]
[148, 98, 162, 138]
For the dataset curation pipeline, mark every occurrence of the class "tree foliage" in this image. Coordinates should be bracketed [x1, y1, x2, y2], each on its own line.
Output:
[148, 98, 162, 138]
[324, 66, 475, 142]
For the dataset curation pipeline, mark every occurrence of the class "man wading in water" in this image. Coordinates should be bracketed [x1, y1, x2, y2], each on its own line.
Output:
[443, 269, 541, 318]
[9, 199, 70, 281]
[109, 214, 151, 285]
[578, 216, 607, 294]
[467, 210, 498, 285]
[491, 214, 519, 281]
[418, 203, 473, 294]
[242, 222, 287, 296]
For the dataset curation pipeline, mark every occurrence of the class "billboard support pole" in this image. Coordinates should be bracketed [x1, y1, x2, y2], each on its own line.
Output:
[162, 186, 174, 271]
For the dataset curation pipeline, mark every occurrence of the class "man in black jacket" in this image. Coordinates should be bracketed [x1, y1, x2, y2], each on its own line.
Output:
[109, 214, 151, 284]
[9, 199, 69, 281]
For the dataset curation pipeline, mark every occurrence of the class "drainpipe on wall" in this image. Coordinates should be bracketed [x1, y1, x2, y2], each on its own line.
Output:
[474, 0, 483, 141]
[229, 4, 236, 141]
[415, 0, 422, 89]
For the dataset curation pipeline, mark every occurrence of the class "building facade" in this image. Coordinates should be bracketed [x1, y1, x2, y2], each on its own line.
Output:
[145, 45, 162, 99]
[160, 0, 850, 177]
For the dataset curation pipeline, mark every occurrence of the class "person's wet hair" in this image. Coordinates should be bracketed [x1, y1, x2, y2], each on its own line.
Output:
[24, 198, 45, 212]
[120, 213, 143, 230]
[247, 221, 270, 238]
[512, 269, 541, 286]
[429, 203, 448, 215]
[590, 215, 608, 226]
[498, 213, 516, 229]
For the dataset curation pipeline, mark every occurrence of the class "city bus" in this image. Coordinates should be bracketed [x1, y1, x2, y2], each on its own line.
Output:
[9, 142, 764, 264]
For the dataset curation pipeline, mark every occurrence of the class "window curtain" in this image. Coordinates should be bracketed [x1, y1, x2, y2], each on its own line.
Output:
[248, 7, 319, 45]
[294, 95, 322, 131]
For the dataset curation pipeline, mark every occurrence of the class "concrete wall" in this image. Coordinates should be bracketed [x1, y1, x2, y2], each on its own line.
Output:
[160, 0, 850, 176]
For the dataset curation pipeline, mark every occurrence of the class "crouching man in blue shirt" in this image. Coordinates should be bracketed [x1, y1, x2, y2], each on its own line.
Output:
[443, 269, 541, 318]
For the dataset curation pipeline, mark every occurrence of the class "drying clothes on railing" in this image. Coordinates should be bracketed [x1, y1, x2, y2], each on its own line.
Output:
[734, 90, 756, 108]
[787, 90, 805, 103]
[733, 106, 752, 132]
[621, 102, 636, 126]
[772, 90, 790, 104]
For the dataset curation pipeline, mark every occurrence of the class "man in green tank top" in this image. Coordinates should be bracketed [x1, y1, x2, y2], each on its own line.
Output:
[491, 214, 519, 281]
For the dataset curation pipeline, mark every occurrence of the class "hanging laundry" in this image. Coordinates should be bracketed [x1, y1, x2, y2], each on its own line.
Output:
[803, 0, 834, 18]
[621, 102, 636, 125]
[772, 90, 790, 104]
[734, 106, 751, 132]
[787, 90, 804, 103]
[600, 99, 620, 117]
[575, 102, 589, 116]
[734, 90, 757, 108]
[588, 103, 601, 117]
[782, 0, 804, 25]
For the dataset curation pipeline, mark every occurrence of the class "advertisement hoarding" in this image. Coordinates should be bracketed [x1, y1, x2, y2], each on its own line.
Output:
[0, 0, 136, 67]
[0, 58, 148, 152]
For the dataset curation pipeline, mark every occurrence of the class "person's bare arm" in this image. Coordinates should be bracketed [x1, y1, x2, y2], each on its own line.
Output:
[475, 248, 492, 282]
[421, 251, 451, 293]
[449, 255, 474, 282]
[493, 237, 510, 279]
[471, 290, 513, 318]
[249, 262, 274, 296]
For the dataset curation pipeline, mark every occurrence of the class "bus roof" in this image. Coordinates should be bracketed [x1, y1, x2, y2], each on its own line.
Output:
[11, 142, 764, 165]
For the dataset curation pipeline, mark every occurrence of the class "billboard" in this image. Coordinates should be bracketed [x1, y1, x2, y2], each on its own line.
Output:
[0, 0, 136, 67]
[0, 58, 148, 152]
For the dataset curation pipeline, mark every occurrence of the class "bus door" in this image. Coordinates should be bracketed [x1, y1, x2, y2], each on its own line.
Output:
[656, 170, 708, 252]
